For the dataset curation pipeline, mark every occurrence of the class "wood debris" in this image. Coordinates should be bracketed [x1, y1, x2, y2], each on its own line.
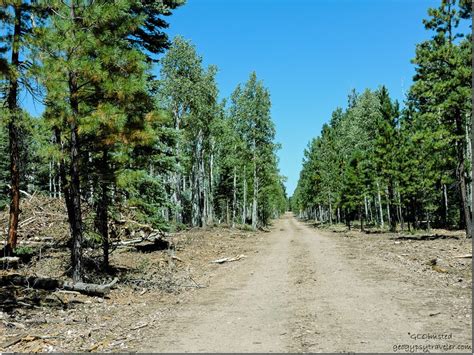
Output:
[0, 274, 118, 297]
[210, 254, 246, 264]
[454, 254, 472, 259]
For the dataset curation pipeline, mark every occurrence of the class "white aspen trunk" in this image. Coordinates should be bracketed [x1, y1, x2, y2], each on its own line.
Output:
[191, 134, 202, 227]
[53, 164, 57, 198]
[364, 195, 369, 222]
[200, 139, 206, 228]
[57, 161, 62, 199]
[172, 106, 182, 225]
[242, 165, 247, 224]
[337, 207, 341, 224]
[88, 152, 93, 203]
[49, 160, 53, 198]
[443, 183, 449, 225]
[377, 181, 384, 227]
[471, 113, 474, 235]
[318, 204, 323, 223]
[232, 167, 237, 228]
[328, 194, 333, 225]
[207, 142, 214, 225]
[251, 158, 258, 230]
[397, 189, 403, 230]
[466, 121, 472, 217]
[368, 197, 373, 223]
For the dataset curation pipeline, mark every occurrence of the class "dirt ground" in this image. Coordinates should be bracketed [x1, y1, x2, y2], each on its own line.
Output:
[1, 213, 472, 353]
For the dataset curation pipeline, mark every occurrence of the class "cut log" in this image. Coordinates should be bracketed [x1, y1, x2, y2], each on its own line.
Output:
[0, 274, 118, 297]
[1, 257, 20, 270]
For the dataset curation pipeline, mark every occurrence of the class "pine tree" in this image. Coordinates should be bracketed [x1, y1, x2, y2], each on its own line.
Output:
[35, 0, 181, 279]
[0, 1, 46, 255]
[409, 0, 472, 236]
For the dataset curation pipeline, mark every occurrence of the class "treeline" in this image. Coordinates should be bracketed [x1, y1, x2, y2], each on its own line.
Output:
[0, 1, 286, 281]
[292, 0, 472, 238]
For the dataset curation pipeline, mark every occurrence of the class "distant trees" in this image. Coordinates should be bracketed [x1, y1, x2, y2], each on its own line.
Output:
[227, 72, 285, 228]
[0, 0, 286, 279]
[158, 39, 286, 230]
[292, 0, 472, 237]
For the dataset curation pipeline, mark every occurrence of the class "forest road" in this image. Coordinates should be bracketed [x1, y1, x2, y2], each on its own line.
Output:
[141, 213, 469, 353]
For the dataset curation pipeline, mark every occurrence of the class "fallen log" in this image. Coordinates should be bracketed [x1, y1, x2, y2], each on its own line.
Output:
[210, 254, 246, 264]
[63, 278, 118, 296]
[0, 274, 118, 297]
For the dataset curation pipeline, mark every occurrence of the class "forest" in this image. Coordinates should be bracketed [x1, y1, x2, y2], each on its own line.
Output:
[291, 0, 473, 238]
[0, 0, 472, 353]
[0, 1, 287, 282]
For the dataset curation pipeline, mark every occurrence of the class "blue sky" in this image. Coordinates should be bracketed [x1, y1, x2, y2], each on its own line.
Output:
[22, 0, 447, 195]
[163, 0, 441, 195]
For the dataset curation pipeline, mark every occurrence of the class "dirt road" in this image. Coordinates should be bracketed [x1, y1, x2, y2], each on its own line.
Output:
[142, 213, 472, 353]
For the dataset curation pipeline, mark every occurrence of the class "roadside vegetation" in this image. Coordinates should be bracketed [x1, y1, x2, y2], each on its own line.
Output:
[292, 0, 472, 238]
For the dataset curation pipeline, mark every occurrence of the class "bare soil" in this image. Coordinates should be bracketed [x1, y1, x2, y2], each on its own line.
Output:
[1, 213, 472, 353]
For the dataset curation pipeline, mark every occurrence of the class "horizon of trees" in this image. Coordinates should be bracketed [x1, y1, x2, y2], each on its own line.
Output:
[291, 0, 473, 238]
[0, 1, 287, 281]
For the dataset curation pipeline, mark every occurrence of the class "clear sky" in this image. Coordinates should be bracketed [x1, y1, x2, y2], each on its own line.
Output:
[22, 0, 442, 195]
[163, 0, 440, 196]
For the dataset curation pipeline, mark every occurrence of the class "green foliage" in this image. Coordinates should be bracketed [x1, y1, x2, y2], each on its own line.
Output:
[117, 169, 169, 230]
[293, 0, 472, 235]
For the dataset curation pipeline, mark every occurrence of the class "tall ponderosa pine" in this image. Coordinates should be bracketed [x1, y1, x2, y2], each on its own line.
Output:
[35, 0, 181, 280]
[0, 1, 45, 255]
[409, 0, 472, 237]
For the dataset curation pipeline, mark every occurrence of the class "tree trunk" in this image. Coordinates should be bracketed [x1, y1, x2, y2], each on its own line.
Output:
[191, 134, 203, 228]
[442, 183, 449, 228]
[5, 3, 22, 256]
[364, 195, 369, 223]
[388, 180, 396, 232]
[57, 160, 62, 199]
[455, 111, 472, 238]
[226, 199, 229, 225]
[65, 3, 84, 282]
[346, 210, 351, 231]
[368, 197, 373, 224]
[242, 165, 247, 224]
[49, 161, 53, 198]
[386, 188, 392, 229]
[199, 142, 206, 227]
[328, 194, 332, 225]
[172, 106, 182, 225]
[66, 77, 84, 282]
[232, 167, 237, 228]
[251, 173, 258, 230]
[377, 181, 384, 228]
[471, 107, 474, 238]
[208, 144, 214, 225]
[96, 150, 109, 270]
[412, 197, 419, 230]
[251, 143, 257, 230]
[397, 189, 404, 231]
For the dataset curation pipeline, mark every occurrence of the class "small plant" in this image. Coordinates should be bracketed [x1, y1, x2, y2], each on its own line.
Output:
[15, 246, 34, 255]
